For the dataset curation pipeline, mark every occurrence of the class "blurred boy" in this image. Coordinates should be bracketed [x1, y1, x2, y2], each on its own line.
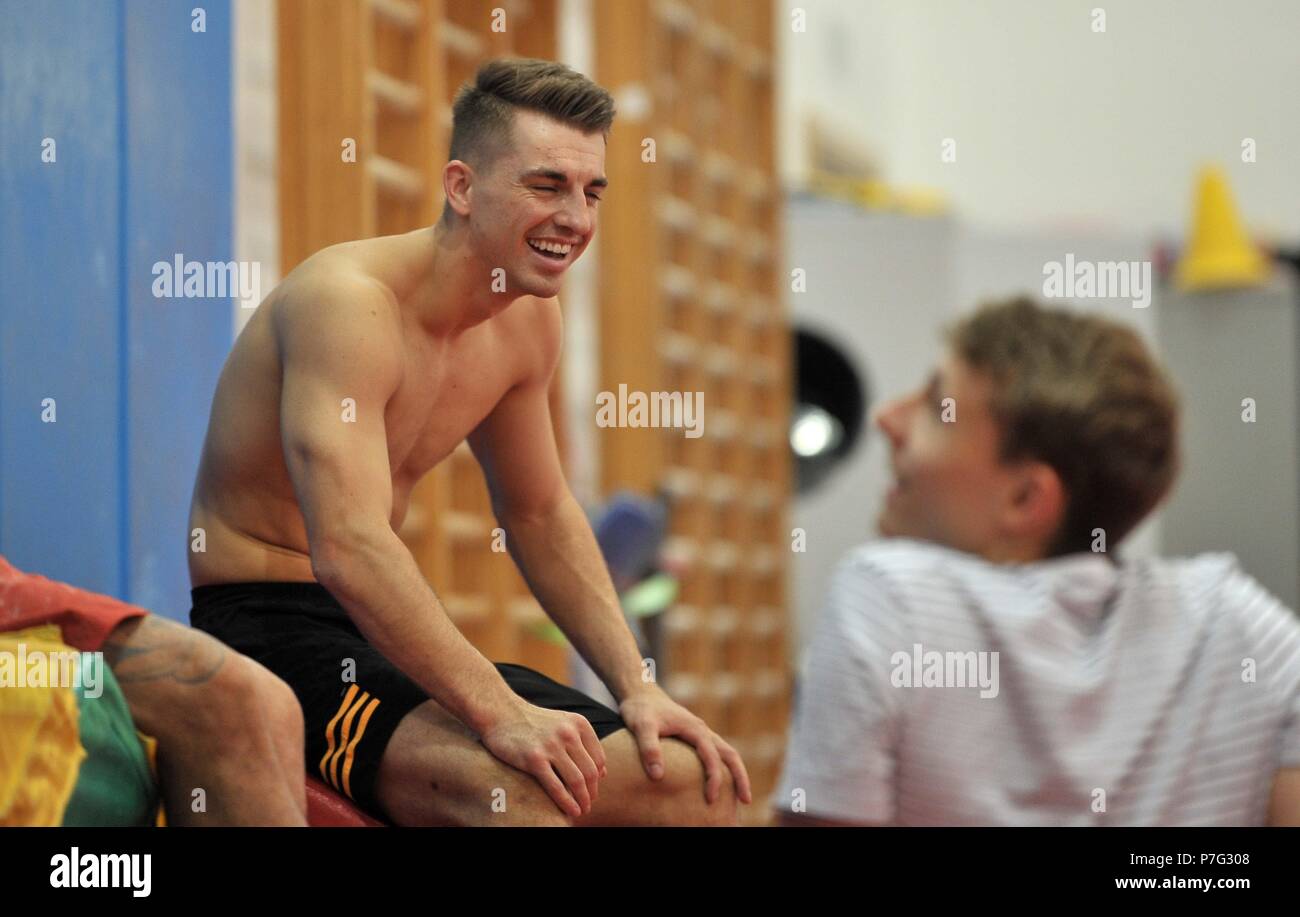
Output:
[776, 297, 1300, 826]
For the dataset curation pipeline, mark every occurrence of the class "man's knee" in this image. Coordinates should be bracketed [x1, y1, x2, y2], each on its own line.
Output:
[657, 739, 739, 826]
[241, 656, 304, 739]
[377, 713, 574, 828]
[491, 781, 575, 828]
[111, 616, 300, 747]
[195, 649, 303, 747]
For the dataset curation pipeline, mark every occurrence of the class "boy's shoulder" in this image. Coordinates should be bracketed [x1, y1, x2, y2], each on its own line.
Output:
[840, 539, 1257, 603]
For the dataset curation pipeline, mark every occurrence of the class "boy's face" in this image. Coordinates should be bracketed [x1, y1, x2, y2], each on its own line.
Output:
[873, 350, 1061, 560]
[462, 109, 606, 300]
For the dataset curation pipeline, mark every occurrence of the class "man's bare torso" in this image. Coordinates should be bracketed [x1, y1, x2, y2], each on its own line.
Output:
[188, 229, 545, 587]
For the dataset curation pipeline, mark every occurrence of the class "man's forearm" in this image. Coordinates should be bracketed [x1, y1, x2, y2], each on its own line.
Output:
[315, 526, 518, 734]
[497, 493, 647, 702]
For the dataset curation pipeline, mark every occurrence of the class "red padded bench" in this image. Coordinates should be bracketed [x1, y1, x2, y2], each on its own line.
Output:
[306, 776, 385, 827]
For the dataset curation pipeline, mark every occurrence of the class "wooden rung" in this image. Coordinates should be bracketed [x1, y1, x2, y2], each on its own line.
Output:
[368, 70, 423, 115]
[655, 0, 695, 33]
[657, 195, 695, 232]
[443, 593, 492, 624]
[711, 672, 743, 699]
[659, 265, 696, 299]
[663, 672, 703, 701]
[508, 597, 546, 627]
[702, 282, 735, 314]
[661, 465, 701, 498]
[440, 509, 487, 541]
[440, 21, 486, 59]
[698, 20, 735, 58]
[368, 154, 425, 200]
[706, 473, 738, 504]
[704, 344, 736, 377]
[709, 606, 739, 636]
[710, 409, 741, 441]
[368, 0, 421, 31]
[661, 535, 699, 569]
[658, 330, 698, 365]
[397, 502, 429, 539]
[661, 129, 694, 164]
[701, 216, 735, 250]
[745, 232, 771, 263]
[708, 540, 741, 571]
[745, 169, 770, 201]
[704, 152, 737, 186]
[663, 604, 699, 634]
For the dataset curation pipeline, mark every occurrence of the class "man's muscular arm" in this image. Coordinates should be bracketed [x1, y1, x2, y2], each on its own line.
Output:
[468, 302, 644, 702]
[470, 299, 752, 805]
[275, 278, 603, 817]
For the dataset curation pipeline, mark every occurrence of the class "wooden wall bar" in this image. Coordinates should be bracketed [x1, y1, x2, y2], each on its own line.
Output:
[596, 0, 791, 822]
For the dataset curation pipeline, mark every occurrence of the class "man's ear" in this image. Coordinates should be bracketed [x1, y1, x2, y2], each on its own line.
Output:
[1004, 461, 1066, 545]
[443, 160, 474, 218]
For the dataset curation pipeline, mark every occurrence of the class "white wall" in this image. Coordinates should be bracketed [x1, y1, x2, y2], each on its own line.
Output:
[777, 0, 1300, 240]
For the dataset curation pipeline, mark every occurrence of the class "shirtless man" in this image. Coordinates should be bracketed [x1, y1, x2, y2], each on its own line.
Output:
[188, 58, 749, 826]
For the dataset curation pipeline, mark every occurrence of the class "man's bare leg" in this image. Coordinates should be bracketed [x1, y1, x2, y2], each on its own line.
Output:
[573, 730, 739, 827]
[374, 698, 738, 826]
[103, 615, 308, 826]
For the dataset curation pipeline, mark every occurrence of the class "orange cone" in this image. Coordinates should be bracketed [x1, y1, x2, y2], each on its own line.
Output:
[1175, 166, 1269, 291]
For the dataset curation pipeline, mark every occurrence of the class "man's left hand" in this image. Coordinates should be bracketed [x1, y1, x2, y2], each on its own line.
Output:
[618, 683, 753, 805]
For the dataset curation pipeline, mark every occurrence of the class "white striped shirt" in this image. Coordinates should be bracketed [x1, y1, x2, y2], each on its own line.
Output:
[775, 538, 1300, 826]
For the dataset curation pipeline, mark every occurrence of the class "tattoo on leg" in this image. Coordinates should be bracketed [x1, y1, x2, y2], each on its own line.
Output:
[102, 616, 229, 685]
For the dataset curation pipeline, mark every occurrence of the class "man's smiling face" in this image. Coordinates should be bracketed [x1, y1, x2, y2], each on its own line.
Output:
[463, 109, 607, 300]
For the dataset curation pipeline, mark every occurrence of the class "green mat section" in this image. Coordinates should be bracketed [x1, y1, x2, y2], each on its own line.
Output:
[61, 659, 159, 827]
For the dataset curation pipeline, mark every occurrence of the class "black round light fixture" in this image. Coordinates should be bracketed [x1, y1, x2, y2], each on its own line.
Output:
[790, 327, 869, 494]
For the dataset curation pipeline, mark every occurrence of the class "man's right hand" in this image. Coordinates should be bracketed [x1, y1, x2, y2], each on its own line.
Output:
[479, 700, 607, 818]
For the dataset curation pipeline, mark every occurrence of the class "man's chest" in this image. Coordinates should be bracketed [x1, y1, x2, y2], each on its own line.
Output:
[384, 326, 522, 482]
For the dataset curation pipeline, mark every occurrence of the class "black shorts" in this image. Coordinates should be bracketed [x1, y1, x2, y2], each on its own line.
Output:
[189, 581, 626, 822]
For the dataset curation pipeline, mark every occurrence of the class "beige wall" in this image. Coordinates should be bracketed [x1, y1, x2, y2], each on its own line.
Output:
[234, 0, 280, 337]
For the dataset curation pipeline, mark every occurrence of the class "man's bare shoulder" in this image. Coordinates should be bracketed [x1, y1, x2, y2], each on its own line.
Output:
[270, 255, 404, 382]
